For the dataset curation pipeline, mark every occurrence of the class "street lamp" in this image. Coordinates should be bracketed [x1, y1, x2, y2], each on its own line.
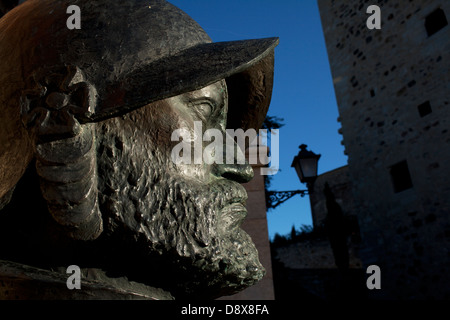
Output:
[266, 144, 320, 209]
[291, 144, 321, 190]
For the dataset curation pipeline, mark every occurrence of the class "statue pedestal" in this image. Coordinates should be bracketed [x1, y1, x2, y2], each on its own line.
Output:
[0, 260, 173, 300]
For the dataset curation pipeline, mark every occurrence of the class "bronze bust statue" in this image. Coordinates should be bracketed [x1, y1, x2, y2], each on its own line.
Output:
[0, 0, 278, 299]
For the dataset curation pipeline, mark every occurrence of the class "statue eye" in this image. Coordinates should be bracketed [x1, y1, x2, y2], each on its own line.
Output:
[191, 100, 214, 122]
[196, 103, 212, 117]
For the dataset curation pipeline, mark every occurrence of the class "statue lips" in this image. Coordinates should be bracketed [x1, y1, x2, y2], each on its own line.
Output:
[217, 182, 248, 231]
[220, 203, 247, 231]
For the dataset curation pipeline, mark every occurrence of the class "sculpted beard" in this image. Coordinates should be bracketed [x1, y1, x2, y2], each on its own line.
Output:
[95, 118, 264, 298]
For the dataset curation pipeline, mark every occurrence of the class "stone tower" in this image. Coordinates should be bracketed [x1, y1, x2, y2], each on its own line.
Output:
[318, 0, 450, 298]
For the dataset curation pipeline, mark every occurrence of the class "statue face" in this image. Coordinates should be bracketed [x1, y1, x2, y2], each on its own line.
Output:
[96, 80, 264, 298]
[0, 0, 278, 300]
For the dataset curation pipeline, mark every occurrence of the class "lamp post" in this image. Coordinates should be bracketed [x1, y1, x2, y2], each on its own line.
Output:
[291, 144, 321, 191]
[266, 144, 321, 209]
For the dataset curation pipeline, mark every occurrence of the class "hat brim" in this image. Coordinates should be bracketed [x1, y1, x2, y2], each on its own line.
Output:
[226, 50, 275, 131]
[89, 37, 279, 130]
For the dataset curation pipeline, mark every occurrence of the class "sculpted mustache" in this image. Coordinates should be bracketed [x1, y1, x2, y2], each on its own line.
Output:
[204, 179, 248, 208]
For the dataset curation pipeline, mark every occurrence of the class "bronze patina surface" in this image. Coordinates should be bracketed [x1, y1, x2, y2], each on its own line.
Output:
[0, 0, 278, 299]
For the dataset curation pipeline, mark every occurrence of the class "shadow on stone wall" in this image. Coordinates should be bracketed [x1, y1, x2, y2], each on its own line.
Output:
[270, 226, 367, 300]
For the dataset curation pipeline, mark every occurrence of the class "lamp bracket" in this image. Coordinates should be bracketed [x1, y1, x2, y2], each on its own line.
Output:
[266, 189, 309, 209]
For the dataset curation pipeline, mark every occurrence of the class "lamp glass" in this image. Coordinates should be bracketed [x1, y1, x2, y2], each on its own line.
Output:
[299, 157, 318, 179]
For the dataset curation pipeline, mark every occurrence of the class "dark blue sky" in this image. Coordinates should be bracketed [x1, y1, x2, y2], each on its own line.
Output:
[169, 0, 348, 239]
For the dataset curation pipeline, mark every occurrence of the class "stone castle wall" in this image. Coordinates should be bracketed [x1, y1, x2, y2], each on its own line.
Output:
[309, 165, 355, 228]
[318, 0, 450, 298]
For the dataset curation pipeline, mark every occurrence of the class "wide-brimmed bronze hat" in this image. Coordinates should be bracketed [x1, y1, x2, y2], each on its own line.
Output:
[4, 0, 278, 126]
[0, 0, 278, 198]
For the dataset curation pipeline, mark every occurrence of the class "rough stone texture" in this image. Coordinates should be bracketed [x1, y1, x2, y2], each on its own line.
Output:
[271, 236, 366, 300]
[301, 165, 362, 266]
[275, 239, 361, 270]
[318, 0, 450, 299]
[270, 165, 363, 299]
[309, 165, 355, 228]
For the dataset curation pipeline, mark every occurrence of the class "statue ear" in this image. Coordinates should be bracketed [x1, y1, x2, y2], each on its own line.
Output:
[20, 65, 103, 240]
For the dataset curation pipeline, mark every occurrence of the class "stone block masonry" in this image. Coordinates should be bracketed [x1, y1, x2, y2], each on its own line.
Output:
[318, 0, 450, 299]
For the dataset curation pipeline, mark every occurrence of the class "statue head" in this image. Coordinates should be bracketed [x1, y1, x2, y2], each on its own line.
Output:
[0, 0, 278, 298]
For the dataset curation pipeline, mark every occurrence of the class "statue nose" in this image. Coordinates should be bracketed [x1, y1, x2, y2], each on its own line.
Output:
[213, 161, 254, 183]
[212, 138, 254, 183]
